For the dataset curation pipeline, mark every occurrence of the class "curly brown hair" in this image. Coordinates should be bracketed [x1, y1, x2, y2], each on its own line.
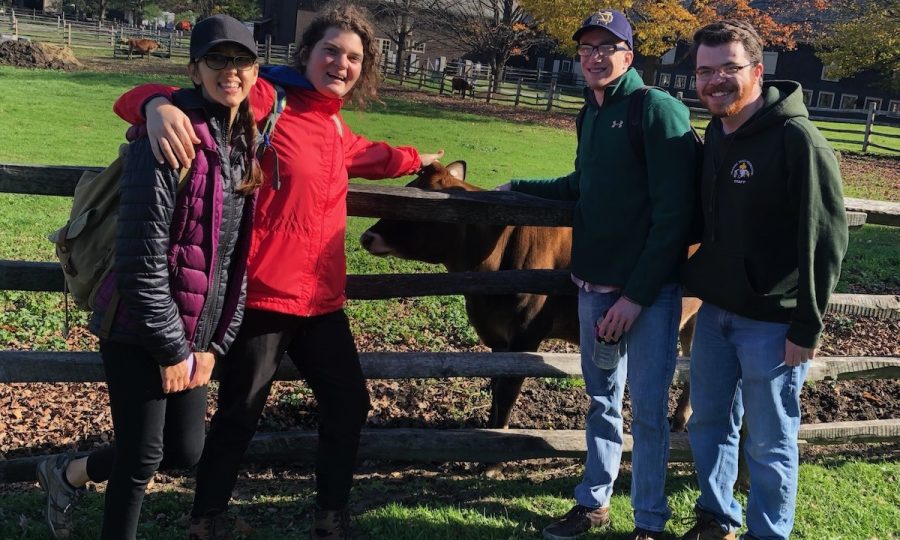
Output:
[294, 4, 382, 110]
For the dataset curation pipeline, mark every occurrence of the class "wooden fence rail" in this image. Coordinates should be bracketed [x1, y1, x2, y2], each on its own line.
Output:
[1, 163, 898, 482]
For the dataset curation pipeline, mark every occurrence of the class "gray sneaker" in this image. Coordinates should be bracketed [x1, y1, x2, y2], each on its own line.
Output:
[35, 453, 85, 539]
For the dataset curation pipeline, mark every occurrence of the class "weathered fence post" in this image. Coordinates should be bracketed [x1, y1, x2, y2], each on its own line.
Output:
[438, 70, 446, 95]
[485, 72, 494, 104]
[514, 78, 522, 109]
[66, 23, 71, 46]
[287, 43, 294, 62]
[676, 91, 683, 102]
[167, 32, 173, 59]
[12, 16, 17, 38]
[264, 34, 272, 65]
[862, 102, 877, 153]
[418, 67, 425, 89]
[545, 76, 558, 112]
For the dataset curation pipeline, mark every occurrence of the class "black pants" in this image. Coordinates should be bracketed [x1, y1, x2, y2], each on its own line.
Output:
[191, 308, 371, 516]
[92, 340, 207, 540]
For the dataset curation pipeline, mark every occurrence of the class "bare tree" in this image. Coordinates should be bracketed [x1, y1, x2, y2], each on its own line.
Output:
[367, 0, 440, 74]
[424, 0, 551, 90]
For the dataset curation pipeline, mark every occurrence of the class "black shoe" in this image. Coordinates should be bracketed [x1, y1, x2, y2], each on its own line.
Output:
[541, 504, 610, 540]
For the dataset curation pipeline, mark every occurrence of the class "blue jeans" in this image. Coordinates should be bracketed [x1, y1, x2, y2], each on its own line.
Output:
[574, 283, 681, 532]
[687, 303, 809, 540]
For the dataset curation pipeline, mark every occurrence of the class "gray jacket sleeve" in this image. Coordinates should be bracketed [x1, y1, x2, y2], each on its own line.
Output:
[115, 137, 190, 366]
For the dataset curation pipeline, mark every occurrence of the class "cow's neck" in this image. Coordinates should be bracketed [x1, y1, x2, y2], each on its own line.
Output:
[443, 224, 509, 273]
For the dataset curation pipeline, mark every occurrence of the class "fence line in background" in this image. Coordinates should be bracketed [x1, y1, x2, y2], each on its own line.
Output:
[4, 9, 899, 154]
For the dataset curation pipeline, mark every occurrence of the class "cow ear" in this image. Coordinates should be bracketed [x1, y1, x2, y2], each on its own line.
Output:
[446, 161, 467, 180]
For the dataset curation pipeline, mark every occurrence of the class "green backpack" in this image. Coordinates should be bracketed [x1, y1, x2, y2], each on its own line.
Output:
[48, 145, 189, 312]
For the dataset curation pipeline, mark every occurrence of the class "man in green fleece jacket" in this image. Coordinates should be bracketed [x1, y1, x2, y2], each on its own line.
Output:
[499, 10, 698, 540]
[679, 20, 848, 540]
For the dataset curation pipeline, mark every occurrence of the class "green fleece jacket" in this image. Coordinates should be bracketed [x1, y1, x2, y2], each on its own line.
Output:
[511, 68, 698, 306]
[681, 80, 848, 347]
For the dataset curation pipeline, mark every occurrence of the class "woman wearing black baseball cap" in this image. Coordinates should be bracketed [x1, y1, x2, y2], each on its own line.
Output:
[36, 15, 262, 540]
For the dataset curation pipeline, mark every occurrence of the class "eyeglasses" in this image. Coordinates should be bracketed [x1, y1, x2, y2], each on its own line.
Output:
[577, 43, 629, 58]
[201, 53, 257, 71]
[694, 62, 755, 80]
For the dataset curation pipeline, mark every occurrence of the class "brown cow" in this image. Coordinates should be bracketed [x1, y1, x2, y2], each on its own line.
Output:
[451, 76, 475, 98]
[125, 38, 160, 60]
[360, 161, 701, 431]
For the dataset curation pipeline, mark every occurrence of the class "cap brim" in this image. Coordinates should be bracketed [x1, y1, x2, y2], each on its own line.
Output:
[192, 39, 258, 61]
[571, 25, 632, 48]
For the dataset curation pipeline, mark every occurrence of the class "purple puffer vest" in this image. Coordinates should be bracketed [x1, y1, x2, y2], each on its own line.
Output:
[93, 110, 251, 350]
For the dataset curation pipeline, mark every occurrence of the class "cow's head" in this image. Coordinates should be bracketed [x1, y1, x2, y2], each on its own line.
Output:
[360, 160, 478, 264]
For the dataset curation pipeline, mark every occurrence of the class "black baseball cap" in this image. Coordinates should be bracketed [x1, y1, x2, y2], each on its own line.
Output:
[572, 9, 633, 50]
[190, 14, 258, 61]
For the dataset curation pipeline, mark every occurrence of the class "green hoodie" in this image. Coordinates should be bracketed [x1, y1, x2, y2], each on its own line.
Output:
[681, 80, 848, 347]
[511, 68, 698, 306]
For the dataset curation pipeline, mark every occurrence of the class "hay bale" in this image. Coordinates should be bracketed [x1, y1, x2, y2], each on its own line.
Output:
[0, 39, 82, 70]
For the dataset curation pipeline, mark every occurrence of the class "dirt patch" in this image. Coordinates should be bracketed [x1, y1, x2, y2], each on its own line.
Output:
[0, 38, 81, 70]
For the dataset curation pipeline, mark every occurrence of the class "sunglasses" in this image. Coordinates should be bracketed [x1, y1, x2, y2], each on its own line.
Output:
[200, 53, 257, 71]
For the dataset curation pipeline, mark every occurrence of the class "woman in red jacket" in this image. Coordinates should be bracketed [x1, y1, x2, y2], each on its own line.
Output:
[114, 6, 442, 540]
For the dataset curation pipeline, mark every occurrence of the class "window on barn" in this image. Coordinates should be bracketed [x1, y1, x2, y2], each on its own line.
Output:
[562, 60, 571, 73]
[674, 75, 686, 89]
[537, 57, 545, 71]
[376, 38, 390, 57]
[408, 39, 425, 53]
[817, 91, 835, 109]
[658, 73, 671, 87]
[689, 76, 696, 90]
[864, 98, 882, 111]
[839, 94, 858, 110]
[802, 89, 813, 106]
[889, 100, 900, 113]
[821, 64, 839, 82]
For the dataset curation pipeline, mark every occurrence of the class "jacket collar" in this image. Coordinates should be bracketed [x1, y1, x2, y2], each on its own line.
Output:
[583, 67, 644, 109]
[173, 89, 222, 151]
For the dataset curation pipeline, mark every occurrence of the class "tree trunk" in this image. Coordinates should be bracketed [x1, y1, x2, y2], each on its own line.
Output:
[641, 55, 661, 86]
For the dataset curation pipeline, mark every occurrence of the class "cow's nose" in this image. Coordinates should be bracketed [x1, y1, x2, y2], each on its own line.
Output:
[360, 231, 375, 250]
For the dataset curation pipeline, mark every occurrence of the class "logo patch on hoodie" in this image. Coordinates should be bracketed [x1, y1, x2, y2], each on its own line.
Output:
[731, 160, 753, 184]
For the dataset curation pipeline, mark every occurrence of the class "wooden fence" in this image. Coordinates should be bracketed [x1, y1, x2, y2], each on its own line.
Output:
[0, 163, 898, 482]
[6, 9, 899, 153]
[382, 58, 900, 155]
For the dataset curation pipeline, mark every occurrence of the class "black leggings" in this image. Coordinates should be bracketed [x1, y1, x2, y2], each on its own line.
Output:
[90, 339, 207, 539]
[191, 308, 371, 516]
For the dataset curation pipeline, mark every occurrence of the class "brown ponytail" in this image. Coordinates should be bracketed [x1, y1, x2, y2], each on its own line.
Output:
[233, 98, 264, 195]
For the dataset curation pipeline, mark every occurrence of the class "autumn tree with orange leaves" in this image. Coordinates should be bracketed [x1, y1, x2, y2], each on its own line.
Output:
[519, 0, 829, 85]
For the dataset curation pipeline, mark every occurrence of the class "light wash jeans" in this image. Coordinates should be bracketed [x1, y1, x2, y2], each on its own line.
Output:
[687, 303, 809, 540]
[574, 283, 681, 532]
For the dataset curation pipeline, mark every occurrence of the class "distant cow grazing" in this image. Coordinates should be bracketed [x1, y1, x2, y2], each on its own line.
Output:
[125, 38, 159, 59]
[360, 161, 701, 431]
[451, 76, 475, 98]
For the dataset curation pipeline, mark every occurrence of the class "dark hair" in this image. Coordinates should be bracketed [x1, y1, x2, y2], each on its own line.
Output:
[691, 19, 764, 66]
[294, 4, 381, 110]
[233, 98, 264, 194]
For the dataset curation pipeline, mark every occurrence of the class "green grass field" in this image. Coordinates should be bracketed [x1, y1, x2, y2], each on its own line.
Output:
[0, 65, 898, 539]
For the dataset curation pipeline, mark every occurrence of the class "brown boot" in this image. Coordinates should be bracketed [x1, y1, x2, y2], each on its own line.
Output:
[188, 513, 235, 540]
[541, 504, 610, 539]
[310, 506, 368, 540]
[680, 508, 735, 540]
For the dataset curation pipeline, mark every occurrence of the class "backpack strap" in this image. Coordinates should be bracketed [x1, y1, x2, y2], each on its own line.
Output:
[627, 86, 656, 169]
[256, 83, 287, 190]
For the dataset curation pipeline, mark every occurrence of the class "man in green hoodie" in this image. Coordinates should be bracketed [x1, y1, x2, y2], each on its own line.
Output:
[680, 20, 848, 540]
[498, 9, 698, 540]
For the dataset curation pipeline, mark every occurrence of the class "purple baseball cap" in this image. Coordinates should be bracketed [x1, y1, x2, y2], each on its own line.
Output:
[572, 9, 633, 50]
